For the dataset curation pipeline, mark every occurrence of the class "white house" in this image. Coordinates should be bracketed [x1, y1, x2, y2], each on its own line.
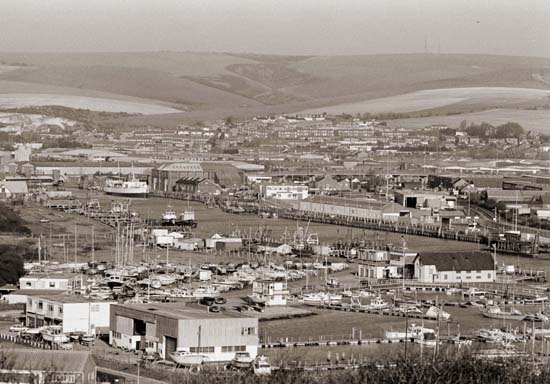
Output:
[251, 280, 289, 306]
[413, 251, 495, 284]
[0, 180, 29, 200]
[19, 273, 82, 292]
[26, 295, 115, 334]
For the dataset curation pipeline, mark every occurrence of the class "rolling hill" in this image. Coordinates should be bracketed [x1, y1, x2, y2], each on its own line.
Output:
[0, 52, 549, 123]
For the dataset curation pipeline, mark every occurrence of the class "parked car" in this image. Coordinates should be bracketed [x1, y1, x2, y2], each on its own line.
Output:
[9, 324, 28, 333]
[59, 342, 73, 350]
[214, 297, 227, 305]
[199, 297, 215, 306]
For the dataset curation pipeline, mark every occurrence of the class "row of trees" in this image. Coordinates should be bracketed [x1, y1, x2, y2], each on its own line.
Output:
[454, 121, 525, 139]
[0, 205, 33, 286]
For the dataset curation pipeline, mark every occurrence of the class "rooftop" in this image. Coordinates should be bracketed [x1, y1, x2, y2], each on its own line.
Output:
[36, 294, 116, 304]
[21, 272, 80, 280]
[417, 251, 494, 272]
[1, 349, 93, 372]
[114, 303, 256, 321]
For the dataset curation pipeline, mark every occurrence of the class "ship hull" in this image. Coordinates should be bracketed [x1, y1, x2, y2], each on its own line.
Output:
[104, 190, 148, 198]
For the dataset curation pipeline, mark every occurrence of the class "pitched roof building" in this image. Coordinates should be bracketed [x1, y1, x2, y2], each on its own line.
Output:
[413, 251, 495, 284]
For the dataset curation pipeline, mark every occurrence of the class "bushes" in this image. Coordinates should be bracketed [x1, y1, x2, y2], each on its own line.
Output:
[0, 205, 30, 235]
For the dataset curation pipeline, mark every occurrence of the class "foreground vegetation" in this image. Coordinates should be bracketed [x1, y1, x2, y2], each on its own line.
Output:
[97, 351, 550, 384]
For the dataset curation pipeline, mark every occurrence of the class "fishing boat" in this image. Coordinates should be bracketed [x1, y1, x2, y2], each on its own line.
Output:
[302, 292, 342, 305]
[481, 306, 525, 321]
[41, 326, 69, 344]
[230, 352, 255, 369]
[473, 345, 528, 360]
[169, 351, 208, 366]
[524, 313, 549, 322]
[162, 206, 178, 225]
[385, 324, 437, 347]
[475, 328, 519, 343]
[104, 177, 149, 198]
[426, 306, 451, 321]
[364, 296, 390, 310]
[253, 355, 272, 376]
[326, 278, 341, 288]
[193, 286, 220, 298]
[177, 210, 197, 228]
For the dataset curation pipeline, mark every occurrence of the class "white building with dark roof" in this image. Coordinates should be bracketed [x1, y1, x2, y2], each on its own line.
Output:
[413, 251, 495, 284]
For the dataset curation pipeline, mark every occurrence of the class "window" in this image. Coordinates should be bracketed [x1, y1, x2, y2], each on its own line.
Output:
[48, 304, 54, 312]
[222, 346, 246, 353]
[58, 307, 63, 314]
[38, 302, 43, 309]
[49, 282, 56, 288]
[465, 276, 471, 280]
[443, 274, 448, 280]
[488, 273, 492, 279]
[25, 282, 32, 287]
[476, 276, 482, 279]
[190, 346, 214, 353]
[241, 327, 256, 336]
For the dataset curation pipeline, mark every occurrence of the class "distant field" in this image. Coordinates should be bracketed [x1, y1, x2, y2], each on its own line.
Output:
[0, 53, 549, 120]
[388, 108, 550, 133]
[0, 93, 182, 115]
[301, 87, 550, 115]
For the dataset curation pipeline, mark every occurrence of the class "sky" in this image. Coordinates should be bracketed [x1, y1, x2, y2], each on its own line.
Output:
[0, 0, 549, 57]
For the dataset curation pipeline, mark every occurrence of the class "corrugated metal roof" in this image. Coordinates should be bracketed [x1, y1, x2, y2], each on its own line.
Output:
[158, 163, 203, 172]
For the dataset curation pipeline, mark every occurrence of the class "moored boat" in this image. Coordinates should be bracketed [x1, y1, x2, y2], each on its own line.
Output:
[230, 352, 254, 369]
[481, 306, 524, 321]
[169, 350, 207, 366]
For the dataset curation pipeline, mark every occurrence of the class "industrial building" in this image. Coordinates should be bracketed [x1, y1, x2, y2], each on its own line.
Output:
[150, 162, 245, 192]
[109, 303, 259, 362]
[394, 190, 457, 210]
[261, 184, 309, 200]
[298, 196, 406, 221]
[26, 295, 115, 334]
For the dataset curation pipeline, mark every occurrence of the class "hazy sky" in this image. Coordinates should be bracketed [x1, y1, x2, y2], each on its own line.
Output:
[0, 0, 549, 57]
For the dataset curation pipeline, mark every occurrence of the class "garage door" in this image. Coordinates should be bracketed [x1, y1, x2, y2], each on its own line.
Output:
[165, 336, 177, 358]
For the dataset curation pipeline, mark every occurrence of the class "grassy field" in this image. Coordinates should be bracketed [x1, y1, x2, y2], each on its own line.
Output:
[1, 52, 549, 121]
[387, 108, 550, 133]
[300, 87, 549, 115]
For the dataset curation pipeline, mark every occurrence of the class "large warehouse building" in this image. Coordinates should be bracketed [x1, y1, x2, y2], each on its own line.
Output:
[109, 303, 259, 362]
[150, 161, 253, 193]
[298, 196, 407, 222]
